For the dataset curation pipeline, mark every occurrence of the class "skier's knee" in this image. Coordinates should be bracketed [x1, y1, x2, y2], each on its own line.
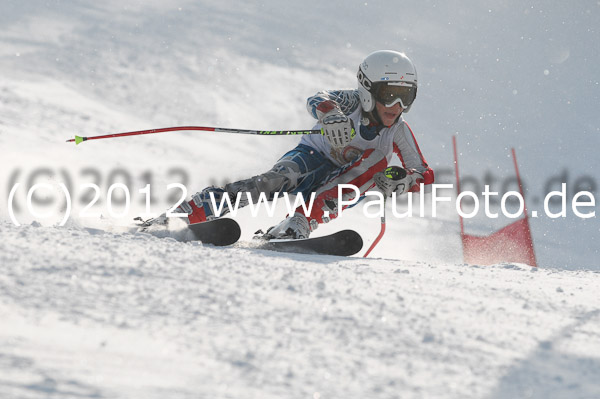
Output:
[224, 165, 299, 202]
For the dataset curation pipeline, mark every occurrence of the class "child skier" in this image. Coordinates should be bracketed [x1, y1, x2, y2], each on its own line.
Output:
[145, 50, 434, 239]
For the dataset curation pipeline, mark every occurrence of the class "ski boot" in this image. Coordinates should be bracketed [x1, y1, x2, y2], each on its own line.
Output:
[262, 212, 312, 240]
[136, 186, 231, 231]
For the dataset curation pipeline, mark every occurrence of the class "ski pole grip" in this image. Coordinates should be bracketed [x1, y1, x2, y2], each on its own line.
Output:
[384, 166, 407, 181]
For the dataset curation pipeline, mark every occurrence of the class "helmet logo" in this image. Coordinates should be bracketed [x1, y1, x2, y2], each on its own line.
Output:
[357, 68, 372, 90]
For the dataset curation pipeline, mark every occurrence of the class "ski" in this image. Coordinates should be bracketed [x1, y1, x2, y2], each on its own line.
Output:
[137, 217, 241, 246]
[137, 217, 360, 254]
[186, 218, 241, 246]
[256, 230, 363, 256]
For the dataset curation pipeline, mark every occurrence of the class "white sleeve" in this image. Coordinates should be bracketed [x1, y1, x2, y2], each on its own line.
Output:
[392, 122, 435, 187]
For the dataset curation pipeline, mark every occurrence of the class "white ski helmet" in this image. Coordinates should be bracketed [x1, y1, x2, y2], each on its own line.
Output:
[357, 50, 418, 113]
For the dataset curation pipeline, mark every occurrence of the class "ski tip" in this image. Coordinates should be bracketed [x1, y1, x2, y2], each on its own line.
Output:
[258, 229, 363, 257]
[336, 230, 363, 256]
[187, 218, 241, 246]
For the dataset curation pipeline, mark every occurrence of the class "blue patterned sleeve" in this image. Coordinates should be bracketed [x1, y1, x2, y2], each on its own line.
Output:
[306, 89, 361, 119]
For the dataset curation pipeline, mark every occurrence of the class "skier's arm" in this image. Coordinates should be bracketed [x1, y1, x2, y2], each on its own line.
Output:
[392, 122, 435, 192]
[306, 89, 361, 119]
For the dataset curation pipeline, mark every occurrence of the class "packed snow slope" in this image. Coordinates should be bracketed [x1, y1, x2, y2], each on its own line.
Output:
[1, 221, 600, 399]
[1, 1, 600, 399]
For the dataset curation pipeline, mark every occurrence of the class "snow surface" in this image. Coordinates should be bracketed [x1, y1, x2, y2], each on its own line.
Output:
[1, 221, 600, 399]
[1, 0, 599, 398]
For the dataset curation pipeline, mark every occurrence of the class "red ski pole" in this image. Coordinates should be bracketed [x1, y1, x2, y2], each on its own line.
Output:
[66, 125, 321, 145]
[363, 197, 386, 258]
[363, 166, 407, 258]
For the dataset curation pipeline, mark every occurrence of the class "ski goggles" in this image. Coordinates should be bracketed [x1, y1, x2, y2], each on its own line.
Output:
[372, 81, 417, 109]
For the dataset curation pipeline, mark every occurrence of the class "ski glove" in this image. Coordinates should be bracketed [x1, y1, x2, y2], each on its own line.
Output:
[374, 166, 420, 197]
[316, 100, 355, 149]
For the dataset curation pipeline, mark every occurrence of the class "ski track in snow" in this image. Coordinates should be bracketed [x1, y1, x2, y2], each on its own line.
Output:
[1, 221, 599, 399]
